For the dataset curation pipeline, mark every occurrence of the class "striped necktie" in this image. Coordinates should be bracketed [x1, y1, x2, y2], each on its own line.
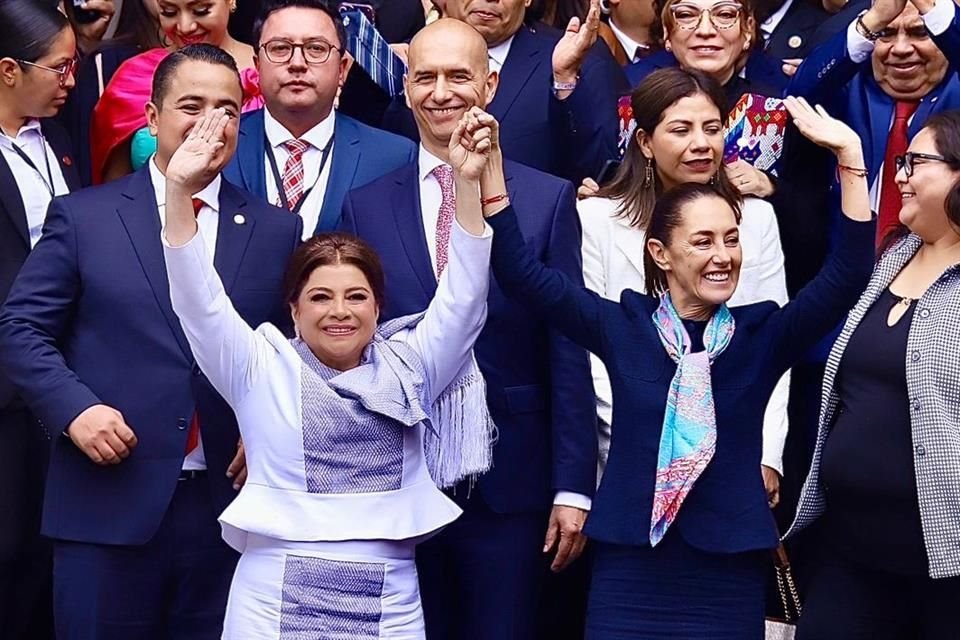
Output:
[340, 8, 406, 97]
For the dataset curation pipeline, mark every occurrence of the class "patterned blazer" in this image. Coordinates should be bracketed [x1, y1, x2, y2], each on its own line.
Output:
[786, 234, 960, 579]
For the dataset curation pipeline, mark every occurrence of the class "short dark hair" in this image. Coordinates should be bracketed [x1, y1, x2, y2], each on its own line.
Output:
[150, 44, 241, 106]
[0, 0, 70, 64]
[284, 232, 386, 308]
[644, 182, 740, 297]
[252, 0, 347, 51]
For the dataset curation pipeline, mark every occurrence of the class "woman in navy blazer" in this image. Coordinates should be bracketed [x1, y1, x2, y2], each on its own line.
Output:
[479, 100, 874, 637]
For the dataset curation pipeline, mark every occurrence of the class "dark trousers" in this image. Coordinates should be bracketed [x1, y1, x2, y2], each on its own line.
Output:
[53, 475, 238, 640]
[417, 494, 548, 640]
[797, 549, 960, 640]
[0, 407, 53, 640]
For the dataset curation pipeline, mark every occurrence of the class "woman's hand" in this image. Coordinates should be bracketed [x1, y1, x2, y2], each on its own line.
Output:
[449, 108, 493, 182]
[761, 465, 781, 508]
[71, 0, 117, 54]
[784, 96, 863, 163]
[724, 160, 776, 198]
[578, 177, 600, 200]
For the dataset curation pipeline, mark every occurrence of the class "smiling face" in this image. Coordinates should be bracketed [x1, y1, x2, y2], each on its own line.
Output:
[639, 92, 724, 189]
[663, 0, 752, 85]
[872, 5, 948, 101]
[647, 194, 742, 315]
[445, 0, 532, 46]
[895, 127, 960, 239]
[405, 19, 498, 157]
[157, 0, 231, 48]
[291, 263, 380, 371]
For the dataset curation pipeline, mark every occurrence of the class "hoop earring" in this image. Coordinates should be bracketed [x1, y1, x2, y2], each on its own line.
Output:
[643, 160, 654, 189]
[599, 0, 612, 14]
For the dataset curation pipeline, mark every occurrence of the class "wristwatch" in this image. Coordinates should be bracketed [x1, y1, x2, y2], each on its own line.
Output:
[855, 10, 883, 42]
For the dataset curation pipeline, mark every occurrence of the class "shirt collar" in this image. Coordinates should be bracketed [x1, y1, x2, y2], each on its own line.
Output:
[607, 19, 648, 62]
[149, 155, 222, 211]
[760, 0, 794, 37]
[264, 107, 336, 151]
[487, 34, 515, 70]
[418, 144, 449, 183]
[0, 118, 43, 150]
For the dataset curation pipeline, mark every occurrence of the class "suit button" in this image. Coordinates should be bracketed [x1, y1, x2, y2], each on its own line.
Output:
[193, 365, 202, 376]
[177, 417, 188, 430]
[912, 350, 921, 362]
[916, 444, 927, 457]
[919, 308, 930, 318]
[912, 399, 921, 411]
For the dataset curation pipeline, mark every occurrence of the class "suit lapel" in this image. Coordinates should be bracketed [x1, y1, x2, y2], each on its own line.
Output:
[238, 110, 267, 199]
[613, 216, 647, 277]
[214, 182, 254, 296]
[317, 114, 361, 234]
[41, 119, 81, 192]
[490, 27, 544, 121]
[0, 152, 29, 248]
[864, 81, 894, 175]
[393, 165, 436, 299]
[115, 167, 193, 361]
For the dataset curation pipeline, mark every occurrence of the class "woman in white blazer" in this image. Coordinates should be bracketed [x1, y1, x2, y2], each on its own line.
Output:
[580, 68, 789, 505]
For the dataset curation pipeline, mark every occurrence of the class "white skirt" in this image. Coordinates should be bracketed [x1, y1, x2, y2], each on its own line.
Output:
[222, 534, 424, 639]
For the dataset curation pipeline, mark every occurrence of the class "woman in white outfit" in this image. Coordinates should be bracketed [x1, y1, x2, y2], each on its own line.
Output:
[580, 68, 790, 504]
[160, 107, 497, 639]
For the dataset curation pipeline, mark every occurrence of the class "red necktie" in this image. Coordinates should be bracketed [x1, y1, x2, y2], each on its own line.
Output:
[281, 139, 310, 210]
[185, 198, 204, 456]
[877, 100, 918, 247]
[431, 165, 455, 277]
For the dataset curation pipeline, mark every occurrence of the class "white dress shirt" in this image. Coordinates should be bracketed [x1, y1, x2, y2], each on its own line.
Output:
[263, 108, 336, 240]
[150, 156, 221, 471]
[417, 144, 591, 511]
[0, 119, 70, 247]
[487, 35, 515, 73]
[578, 195, 791, 482]
[608, 18, 649, 63]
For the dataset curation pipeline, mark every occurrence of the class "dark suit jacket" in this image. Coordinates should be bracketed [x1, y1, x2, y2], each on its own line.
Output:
[383, 23, 628, 184]
[763, 0, 830, 60]
[487, 206, 875, 552]
[0, 168, 302, 545]
[340, 160, 597, 513]
[223, 110, 416, 234]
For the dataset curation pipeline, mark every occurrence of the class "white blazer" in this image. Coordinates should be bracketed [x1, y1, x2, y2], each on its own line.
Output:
[578, 195, 790, 483]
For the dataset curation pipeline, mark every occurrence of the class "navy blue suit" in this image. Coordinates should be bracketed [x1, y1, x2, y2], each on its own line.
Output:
[223, 110, 415, 234]
[762, 0, 830, 60]
[383, 23, 628, 184]
[340, 160, 596, 639]
[0, 119, 79, 640]
[0, 167, 301, 639]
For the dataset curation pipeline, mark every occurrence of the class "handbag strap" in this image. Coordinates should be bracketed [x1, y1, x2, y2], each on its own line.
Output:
[771, 542, 803, 621]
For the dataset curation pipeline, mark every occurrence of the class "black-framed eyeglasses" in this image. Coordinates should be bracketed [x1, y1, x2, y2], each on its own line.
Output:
[894, 152, 949, 177]
[670, 1, 743, 30]
[17, 56, 79, 88]
[259, 38, 342, 65]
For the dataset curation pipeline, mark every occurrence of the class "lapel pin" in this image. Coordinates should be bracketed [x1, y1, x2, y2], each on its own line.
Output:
[62, 155, 72, 166]
[233, 213, 246, 225]
[788, 35, 803, 49]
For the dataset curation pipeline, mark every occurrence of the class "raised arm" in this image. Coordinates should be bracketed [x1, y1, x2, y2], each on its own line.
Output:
[162, 108, 273, 407]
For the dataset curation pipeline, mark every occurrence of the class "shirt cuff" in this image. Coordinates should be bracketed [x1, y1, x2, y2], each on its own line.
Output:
[846, 18, 875, 64]
[922, 0, 955, 36]
[554, 491, 592, 511]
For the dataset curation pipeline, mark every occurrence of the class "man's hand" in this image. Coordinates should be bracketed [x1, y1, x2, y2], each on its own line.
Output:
[781, 58, 802, 77]
[544, 505, 588, 572]
[226, 439, 247, 490]
[762, 465, 781, 508]
[71, 0, 117, 54]
[724, 159, 776, 198]
[165, 108, 232, 194]
[552, 0, 601, 91]
[66, 404, 138, 465]
[861, 0, 909, 32]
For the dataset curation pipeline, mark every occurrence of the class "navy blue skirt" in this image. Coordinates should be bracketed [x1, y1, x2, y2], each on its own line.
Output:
[585, 533, 768, 639]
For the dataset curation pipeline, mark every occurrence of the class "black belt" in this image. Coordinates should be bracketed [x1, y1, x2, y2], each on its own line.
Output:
[178, 469, 207, 481]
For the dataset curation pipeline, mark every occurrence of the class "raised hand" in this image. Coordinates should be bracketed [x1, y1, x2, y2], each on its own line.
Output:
[861, 0, 909, 31]
[449, 108, 494, 182]
[784, 96, 862, 159]
[166, 108, 232, 194]
[552, 0, 601, 87]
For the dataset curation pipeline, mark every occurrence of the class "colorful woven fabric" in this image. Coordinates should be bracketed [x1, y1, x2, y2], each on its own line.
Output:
[649, 294, 735, 546]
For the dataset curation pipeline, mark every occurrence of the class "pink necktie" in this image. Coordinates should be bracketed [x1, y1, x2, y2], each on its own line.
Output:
[281, 139, 310, 210]
[431, 164, 455, 277]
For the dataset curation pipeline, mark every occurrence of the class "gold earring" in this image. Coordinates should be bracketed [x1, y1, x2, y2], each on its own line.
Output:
[643, 160, 654, 188]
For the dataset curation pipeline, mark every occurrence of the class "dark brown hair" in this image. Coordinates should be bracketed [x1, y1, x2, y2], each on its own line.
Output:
[283, 232, 386, 307]
[598, 67, 741, 230]
[643, 182, 740, 296]
[879, 110, 960, 254]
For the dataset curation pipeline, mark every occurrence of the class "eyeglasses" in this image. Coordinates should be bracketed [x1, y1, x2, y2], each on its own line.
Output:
[17, 56, 78, 88]
[670, 1, 743, 30]
[259, 38, 342, 65]
[894, 152, 949, 177]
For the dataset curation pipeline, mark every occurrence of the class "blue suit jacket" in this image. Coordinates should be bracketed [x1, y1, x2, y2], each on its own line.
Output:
[223, 110, 416, 234]
[787, 12, 960, 179]
[340, 161, 597, 513]
[382, 23, 628, 184]
[0, 168, 302, 545]
[487, 206, 875, 552]
[625, 49, 790, 100]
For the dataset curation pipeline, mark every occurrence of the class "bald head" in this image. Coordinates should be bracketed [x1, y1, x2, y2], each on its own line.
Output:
[404, 18, 498, 159]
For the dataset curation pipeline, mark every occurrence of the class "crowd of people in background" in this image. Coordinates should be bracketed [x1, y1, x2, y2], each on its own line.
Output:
[0, 0, 958, 638]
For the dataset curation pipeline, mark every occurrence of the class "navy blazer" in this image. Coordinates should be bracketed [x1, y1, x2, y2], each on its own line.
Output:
[762, 0, 830, 60]
[340, 161, 598, 513]
[787, 10, 960, 179]
[487, 206, 875, 552]
[0, 119, 80, 409]
[0, 168, 302, 545]
[223, 110, 416, 234]
[382, 23, 628, 184]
